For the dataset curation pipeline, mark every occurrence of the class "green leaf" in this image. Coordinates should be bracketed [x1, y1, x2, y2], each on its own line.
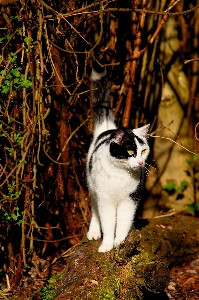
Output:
[11, 214, 17, 221]
[10, 16, 18, 20]
[176, 180, 187, 192]
[24, 264, 30, 269]
[193, 155, 199, 162]
[187, 204, 195, 213]
[8, 148, 13, 156]
[0, 37, 5, 44]
[23, 80, 32, 89]
[1, 79, 11, 94]
[11, 56, 17, 64]
[11, 68, 21, 77]
[163, 182, 176, 192]
[24, 37, 33, 45]
[5, 34, 12, 40]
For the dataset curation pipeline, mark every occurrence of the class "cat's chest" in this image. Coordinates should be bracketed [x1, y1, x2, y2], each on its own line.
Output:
[92, 156, 140, 192]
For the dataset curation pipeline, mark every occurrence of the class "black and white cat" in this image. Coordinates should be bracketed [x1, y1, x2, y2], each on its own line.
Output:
[87, 66, 150, 252]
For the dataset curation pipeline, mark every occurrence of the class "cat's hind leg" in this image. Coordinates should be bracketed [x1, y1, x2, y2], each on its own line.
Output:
[114, 199, 137, 247]
[87, 198, 101, 240]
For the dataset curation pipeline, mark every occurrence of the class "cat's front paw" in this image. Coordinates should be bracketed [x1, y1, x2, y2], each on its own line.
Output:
[98, 242, 114, 253]
[114, 236, 126, 248]
[87, 229, 101, 241]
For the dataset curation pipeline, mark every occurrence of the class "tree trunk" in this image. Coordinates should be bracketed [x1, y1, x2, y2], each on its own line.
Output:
[143, 15, 194, 218]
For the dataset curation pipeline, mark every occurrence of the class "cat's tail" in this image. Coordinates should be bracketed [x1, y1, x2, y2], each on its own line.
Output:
[91, 65, 115, 129]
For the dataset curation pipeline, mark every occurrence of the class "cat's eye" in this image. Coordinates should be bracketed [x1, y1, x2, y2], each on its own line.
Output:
[142, 149, 147, 155]
[127, 150, 135, 156]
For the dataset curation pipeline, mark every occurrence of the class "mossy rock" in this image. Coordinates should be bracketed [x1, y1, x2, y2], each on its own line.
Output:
[54, 215, 199, 300]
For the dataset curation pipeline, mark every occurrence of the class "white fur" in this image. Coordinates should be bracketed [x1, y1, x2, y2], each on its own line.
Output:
[87, 122, 150, 252]
[91, 68, 106, 81]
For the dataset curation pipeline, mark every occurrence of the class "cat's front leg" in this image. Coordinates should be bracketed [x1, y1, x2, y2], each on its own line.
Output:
[114, 199, 137, 247]
[98, 203, 116, 252]
[87, 201, 101, 240]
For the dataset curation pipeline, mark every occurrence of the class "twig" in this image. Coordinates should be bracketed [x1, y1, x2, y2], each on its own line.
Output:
[56, 117, 91, 162]
[61, 15, 91, 45]
[38, 0, 57, 16]
[26, 234, 82, 243]
[150, 135, 199, 156]
[0, 47, 25, 85]
[184, 58, 199, 64]
[195, 122, 199, 141]
[138, 0, 177, 58]
[44, 23, 71, 95]
[43, 145, 70, 165]
[102, 3, 199, 16]
[6, 274, 10, 290]
[89, 0, 104, 53]
[122, 0, 147, 127]
[151, 209, 176, 219]
[0, 290, 9, 300]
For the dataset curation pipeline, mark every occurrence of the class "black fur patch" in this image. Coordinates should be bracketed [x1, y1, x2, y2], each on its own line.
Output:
[95, 129, 115, 145]
[129, 182, 142, 203]
[134, 135, 145, 145]
[109, 127, 138, 159]
[89, 136, 111, 172]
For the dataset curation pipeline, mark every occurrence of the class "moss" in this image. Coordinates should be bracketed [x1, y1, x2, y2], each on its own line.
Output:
[98, 275, 120, 300]
[94, 260, 120, 299]
[54, 215, 199, 300]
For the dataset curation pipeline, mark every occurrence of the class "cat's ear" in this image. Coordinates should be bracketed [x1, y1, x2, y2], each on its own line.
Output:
[133, 124, 150, 137]
[111, 127, 125, 144]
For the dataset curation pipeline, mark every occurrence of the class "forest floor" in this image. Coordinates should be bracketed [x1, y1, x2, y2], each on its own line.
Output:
[1, 215, 199, 300]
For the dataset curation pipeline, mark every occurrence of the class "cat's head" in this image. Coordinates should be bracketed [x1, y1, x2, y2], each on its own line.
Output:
[109, 125, 150, 169]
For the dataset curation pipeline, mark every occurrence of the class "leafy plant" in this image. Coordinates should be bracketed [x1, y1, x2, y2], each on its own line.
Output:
[7, 181, 19, 198]
[14, 132, 22, 146]
[1, 206, 23, 226]
[163, 180, 187, 194]
[0, 34, 12, 44]
[187, 202, 199, 217]
[0, 52, 32, 97]
[40, 274, 62, 300]
[163, 182, 176, 192]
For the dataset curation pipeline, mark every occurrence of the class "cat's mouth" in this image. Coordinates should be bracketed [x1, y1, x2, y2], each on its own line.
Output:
[130, 163, 144, 170]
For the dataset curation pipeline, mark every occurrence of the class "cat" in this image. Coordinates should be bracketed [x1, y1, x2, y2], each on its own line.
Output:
[86, 66, 150, 252]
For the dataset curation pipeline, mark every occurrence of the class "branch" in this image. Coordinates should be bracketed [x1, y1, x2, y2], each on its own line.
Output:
[0, 0, 19, 5]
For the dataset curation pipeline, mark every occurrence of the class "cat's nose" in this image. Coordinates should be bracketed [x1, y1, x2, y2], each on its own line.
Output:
[138, 161, 143, 165]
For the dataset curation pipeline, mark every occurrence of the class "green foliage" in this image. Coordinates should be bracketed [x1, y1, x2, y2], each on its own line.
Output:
[163, 180, 187, 193]
[0, 52, 32, 98]
[14, 132, 22, 146]
[99, 275, 120, 300]
[163, 155, 199, 216]
[0, 206, 23, 226]
[0, 34, 12, 44]
[24, 37, 34, 52]
[186, 154, 199, 166]
[185, 154, 199, 215]
[7, 181, 19, 198]
[163, 182, 176, 192]
[187, 202, 199, 215]
[40, 274, 62, 300]
[176, 180, 187, 192]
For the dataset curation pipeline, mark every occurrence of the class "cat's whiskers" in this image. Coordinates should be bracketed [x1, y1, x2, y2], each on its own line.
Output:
[145, 161, 162, 174]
